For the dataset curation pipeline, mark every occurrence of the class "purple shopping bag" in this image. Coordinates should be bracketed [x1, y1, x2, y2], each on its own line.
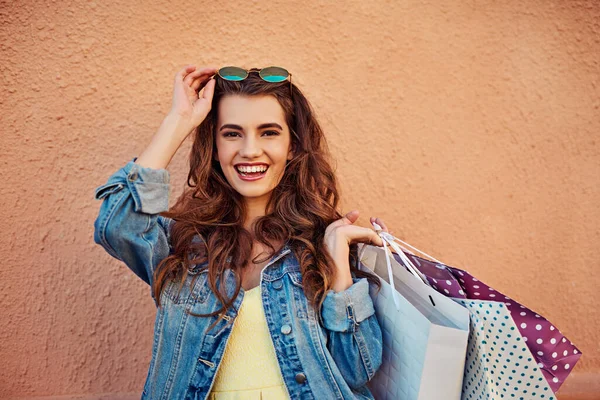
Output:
[389, 247, 582, 394]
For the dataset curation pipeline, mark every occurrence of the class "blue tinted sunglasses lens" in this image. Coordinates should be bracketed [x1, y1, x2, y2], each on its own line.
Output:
[260, 66, 289, 82]
[218, 66, 247, 81]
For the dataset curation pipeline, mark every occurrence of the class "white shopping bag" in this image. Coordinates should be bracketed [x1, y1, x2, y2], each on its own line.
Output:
[358, 241, 470, 400]
[369, 229, 562, 400]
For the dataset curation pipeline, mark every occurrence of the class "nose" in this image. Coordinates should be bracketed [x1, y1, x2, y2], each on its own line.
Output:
[238, 134, 262, 158]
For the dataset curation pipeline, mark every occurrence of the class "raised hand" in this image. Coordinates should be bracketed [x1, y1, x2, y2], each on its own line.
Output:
[169, 64, 218, 130]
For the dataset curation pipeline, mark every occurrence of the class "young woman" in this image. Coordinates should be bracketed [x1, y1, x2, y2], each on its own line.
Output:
[93, 65, 389, 399]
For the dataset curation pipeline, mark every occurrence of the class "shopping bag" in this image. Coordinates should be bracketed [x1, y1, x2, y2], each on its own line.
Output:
[357, 240, 470, 400]
[376, 229, 581, 398]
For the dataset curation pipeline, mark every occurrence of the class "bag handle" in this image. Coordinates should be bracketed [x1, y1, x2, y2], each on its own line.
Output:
[375, 224, 431, 285]
[358, 222, 434, 310]
[379, 226, 444, 266]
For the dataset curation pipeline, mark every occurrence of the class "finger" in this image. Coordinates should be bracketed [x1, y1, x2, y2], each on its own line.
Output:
[177, 65, 217, 84]
[193, 66, 218, 78]
[176, 65, 197, 82]
[200, 78, 216, 101]
[184, 70, 201, 87]
[341, 225, 384, 247]
[191, 80, 202, 92]
[375, 217, 389, 232]
[186, 67, 218, 87]
[370, 216, 389, 233]
[191, 73, 214, 91]
[328, 210, 359, 231]
[183, 69, 214, 89]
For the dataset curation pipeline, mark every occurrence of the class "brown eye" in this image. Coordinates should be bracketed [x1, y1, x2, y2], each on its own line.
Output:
[263, 130, 280, 136]
[223, 131, 240, 137]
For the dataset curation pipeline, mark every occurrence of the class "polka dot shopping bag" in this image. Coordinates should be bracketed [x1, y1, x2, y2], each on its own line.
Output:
[380, 231, 582, 399]
[357, 241, 470, 400]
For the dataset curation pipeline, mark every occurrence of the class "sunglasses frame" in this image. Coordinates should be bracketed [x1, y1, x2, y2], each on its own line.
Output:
[216, 66, 293, 100]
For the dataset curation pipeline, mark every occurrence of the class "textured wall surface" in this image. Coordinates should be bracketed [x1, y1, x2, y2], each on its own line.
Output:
[1, 0, 598, 398]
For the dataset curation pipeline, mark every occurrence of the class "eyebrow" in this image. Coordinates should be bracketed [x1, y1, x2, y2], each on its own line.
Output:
[219, 123, 283, 132]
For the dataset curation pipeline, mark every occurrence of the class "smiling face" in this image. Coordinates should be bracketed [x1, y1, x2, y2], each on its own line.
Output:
[215, 94, 294, 208]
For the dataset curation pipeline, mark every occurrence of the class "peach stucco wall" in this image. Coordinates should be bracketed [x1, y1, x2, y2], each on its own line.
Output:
[1, 0, 598, 398]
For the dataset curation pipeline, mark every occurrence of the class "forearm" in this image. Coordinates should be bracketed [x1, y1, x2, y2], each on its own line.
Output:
[134, 113, 195, 170]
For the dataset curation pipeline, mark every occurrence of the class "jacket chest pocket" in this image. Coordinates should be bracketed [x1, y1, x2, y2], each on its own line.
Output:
[287, 271, 328, 344]
[163, 267, 211, 305]
[287, 271, 309, 319]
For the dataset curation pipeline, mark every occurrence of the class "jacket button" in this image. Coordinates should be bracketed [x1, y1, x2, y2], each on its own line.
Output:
[272, 279, 283, 290]
[280, 324, 292, 335]
[128, 172, 138, 181]
[295, 372, 307, 384]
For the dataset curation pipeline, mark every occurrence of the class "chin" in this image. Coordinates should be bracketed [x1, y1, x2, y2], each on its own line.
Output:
[237, 188, 273, 198]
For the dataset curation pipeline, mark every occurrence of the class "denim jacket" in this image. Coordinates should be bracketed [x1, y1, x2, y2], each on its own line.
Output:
[92, 158, 383, 400]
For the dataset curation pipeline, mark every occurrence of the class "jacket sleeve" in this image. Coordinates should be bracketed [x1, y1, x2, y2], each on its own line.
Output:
[93, 157, 173, 303]
[319, 272, 383, 390]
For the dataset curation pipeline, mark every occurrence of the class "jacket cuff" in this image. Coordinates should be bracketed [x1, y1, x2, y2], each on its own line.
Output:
[320, 277, 376, 332]
[94, 157, 171, 214]
[124, 157, 170, 214]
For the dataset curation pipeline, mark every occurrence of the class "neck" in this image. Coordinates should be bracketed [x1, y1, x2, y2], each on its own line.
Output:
[243, 195, 269, 231]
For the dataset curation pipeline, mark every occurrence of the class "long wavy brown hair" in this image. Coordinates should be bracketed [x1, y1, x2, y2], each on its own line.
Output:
[152, 68, 381, 332]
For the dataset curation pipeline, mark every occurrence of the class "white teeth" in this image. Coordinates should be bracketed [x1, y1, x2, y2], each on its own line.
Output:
[236, 165, 268, 173]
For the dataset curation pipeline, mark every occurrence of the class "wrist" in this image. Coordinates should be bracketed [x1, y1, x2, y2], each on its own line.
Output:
[331, 261, 353, 292]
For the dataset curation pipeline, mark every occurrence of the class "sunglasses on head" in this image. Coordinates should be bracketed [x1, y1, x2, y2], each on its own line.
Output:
[215, 66, 293, 99]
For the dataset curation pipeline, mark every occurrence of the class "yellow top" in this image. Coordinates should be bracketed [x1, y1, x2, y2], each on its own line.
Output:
[209, 285, 290, 400]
